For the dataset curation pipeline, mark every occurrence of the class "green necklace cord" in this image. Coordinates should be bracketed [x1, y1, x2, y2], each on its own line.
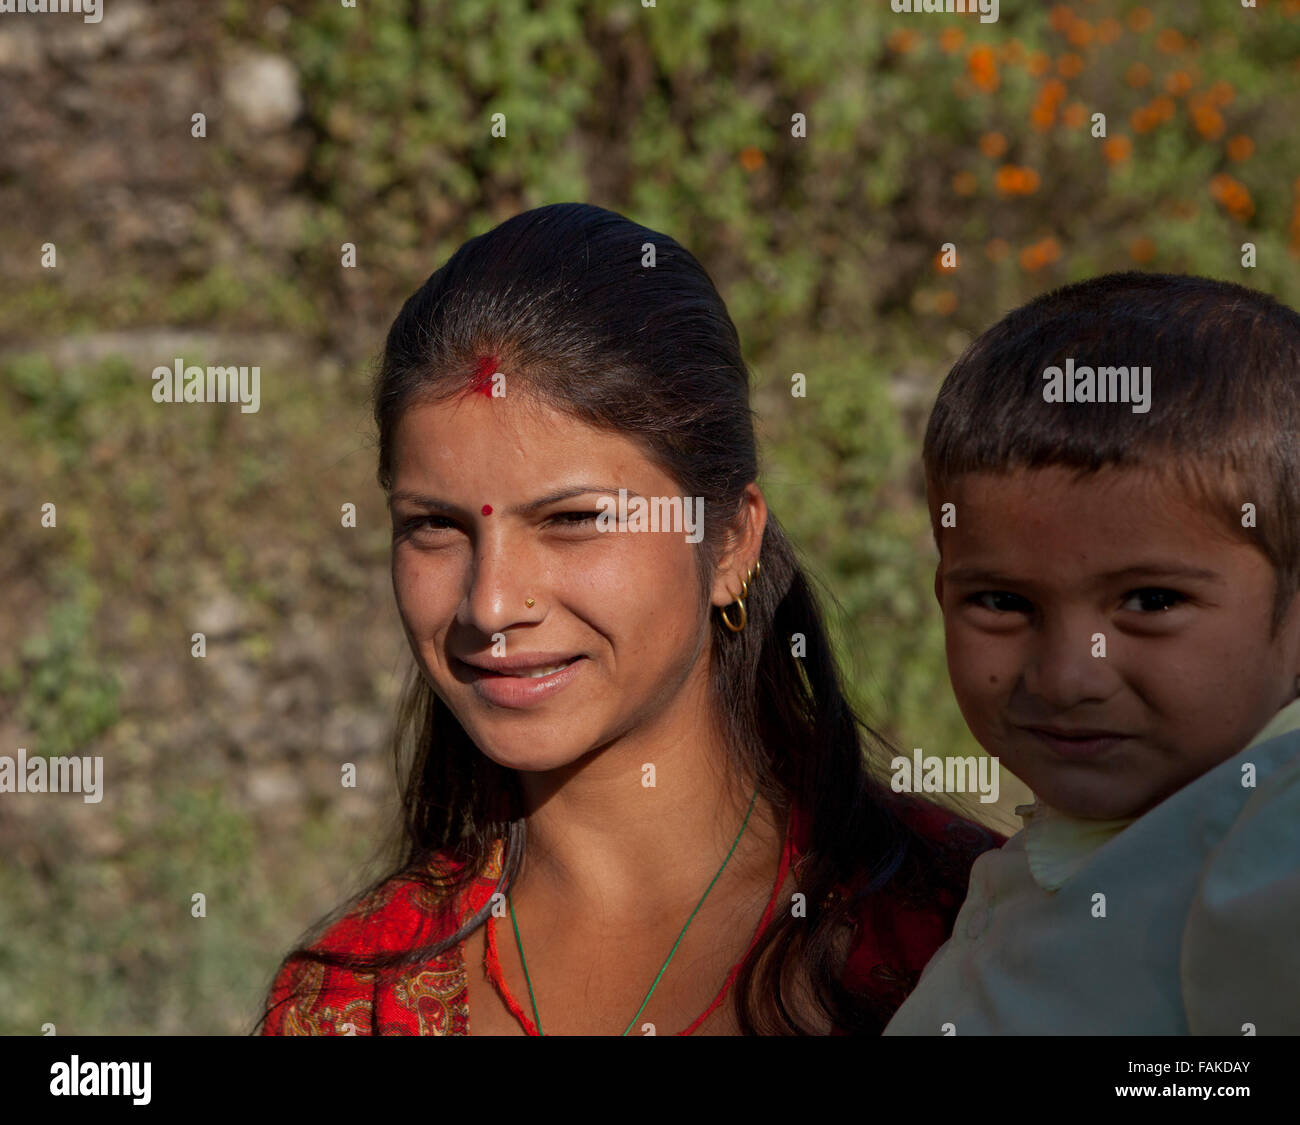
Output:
[507, 785, 761, 1036]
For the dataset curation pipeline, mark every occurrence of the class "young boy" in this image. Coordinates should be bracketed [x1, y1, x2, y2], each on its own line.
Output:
[884, 272, 1300, 1035]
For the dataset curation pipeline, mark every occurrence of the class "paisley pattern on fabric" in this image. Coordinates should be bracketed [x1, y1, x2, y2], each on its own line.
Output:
[389, 963, 471, 1035]
[276, 959, 377, 1035]
[263, 838, 507, 1036]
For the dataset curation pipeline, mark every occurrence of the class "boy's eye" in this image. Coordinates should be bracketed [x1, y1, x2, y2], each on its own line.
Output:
[967, 591, 1033, 614]
[1120, 587, 1187, 613]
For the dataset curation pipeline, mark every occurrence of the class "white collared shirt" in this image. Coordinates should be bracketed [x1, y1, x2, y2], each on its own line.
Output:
[883, 697, 1300, 1035]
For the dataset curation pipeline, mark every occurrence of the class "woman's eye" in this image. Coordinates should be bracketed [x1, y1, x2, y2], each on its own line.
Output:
[966, 591, 1032, 614]
[550, 511, 600, 527]
[1120, 587, 1187, 613]
[399, 515, 457, 537]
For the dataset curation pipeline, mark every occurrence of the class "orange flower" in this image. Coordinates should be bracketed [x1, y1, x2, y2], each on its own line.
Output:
[887, 28, 921, 53]
[1126, 63, 1152, 88]
[1049, 6, 1075, 33]
[1030, 79, 1068, 132]
[934, 291, 959, 316]
[1041, 79, 1068, 106]
[1096, 17, 1123, 44]
[985, 238, 1011, 262]
[952, 170, 978, 196]
[1000, 40, 1026, 64]
[1165, 70, 1193, 96]
[1150, 95, 1175, 122]
[1104, 135, 1132, 164]
[1210, 173, 1254, 221]
[1057, 53, 1085, 78]
[1019, 237, 1063, 272]
[1156, 28, 1186, 53]
[1226, 135, 1254, 162]
[1206, 80, 1235, 107]
[1190, 100, 1225, 140]
[1067, 20, 1094, 48]
[1127, 8, 1154, 32]
[1129, 236, 1157, 264]
[995, 165, 1041, 195]
[968, 45, 1000, 92]
[1062, 102, 1088, 128]
[979, 131, 1008, 158]
[739, 146, 765, 172]
[1026, 51, 1051, 77]
[1131, 97, 1173, 134]
[939, 27, 965, 53]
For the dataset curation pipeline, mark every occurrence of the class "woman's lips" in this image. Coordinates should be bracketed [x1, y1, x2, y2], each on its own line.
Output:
[1020, 726, 1133, 759]
[455, 655, 585, 708]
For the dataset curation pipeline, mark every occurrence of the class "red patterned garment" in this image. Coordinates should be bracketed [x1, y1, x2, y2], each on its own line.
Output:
[261, 797, 1002, 1035]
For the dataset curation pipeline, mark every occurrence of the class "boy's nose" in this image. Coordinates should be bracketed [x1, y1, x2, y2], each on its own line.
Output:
[1021, 625, 1116, 708]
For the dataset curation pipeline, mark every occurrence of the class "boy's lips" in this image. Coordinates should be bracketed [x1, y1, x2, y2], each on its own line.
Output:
[1020, 725, 1132, 739]
[1017, 724, 1134, 759]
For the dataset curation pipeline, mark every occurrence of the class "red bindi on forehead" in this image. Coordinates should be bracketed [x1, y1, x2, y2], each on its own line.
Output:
[467, 353, 499, 397]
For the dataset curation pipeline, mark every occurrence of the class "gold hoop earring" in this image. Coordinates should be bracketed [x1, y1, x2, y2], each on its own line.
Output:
[720, 593, 746, 632]
[719, 558, 760, 633]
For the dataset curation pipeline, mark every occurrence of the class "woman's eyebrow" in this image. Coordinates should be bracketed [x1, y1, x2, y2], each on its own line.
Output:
[515, 485, 642, 515]
[387, 485, 641, 515]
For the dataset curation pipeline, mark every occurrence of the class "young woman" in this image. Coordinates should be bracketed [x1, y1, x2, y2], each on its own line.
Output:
[258, 202, 1000, 1036]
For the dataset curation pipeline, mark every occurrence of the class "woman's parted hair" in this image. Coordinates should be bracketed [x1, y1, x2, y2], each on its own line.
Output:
[259, 202, 964, 1035]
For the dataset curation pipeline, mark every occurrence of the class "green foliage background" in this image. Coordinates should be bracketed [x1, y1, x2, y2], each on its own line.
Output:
[2, 0, 1298, 1032]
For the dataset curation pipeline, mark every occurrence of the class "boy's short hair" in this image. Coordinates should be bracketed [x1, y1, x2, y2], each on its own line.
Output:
[922, 272, 1300, 634]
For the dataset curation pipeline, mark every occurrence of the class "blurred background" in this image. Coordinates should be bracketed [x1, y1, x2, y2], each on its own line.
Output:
[2, 0, 1298, 1034]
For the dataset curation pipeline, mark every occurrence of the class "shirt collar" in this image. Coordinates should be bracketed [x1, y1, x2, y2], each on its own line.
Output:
[1020, 694, 1300, 892]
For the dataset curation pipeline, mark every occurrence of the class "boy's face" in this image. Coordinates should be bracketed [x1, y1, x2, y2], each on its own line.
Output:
[933, 466, 1300, 820]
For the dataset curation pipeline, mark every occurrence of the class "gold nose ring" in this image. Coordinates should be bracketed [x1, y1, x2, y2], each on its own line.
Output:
[524, 597, 535, 608]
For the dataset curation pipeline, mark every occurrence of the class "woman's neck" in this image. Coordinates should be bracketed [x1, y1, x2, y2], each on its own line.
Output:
[513, 708, 784, 919]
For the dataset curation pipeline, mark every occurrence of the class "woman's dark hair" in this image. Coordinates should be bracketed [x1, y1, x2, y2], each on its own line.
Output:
[257, 202, 974, 1035]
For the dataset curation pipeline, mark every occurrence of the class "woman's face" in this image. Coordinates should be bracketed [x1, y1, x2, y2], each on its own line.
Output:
[388, 389, 734, 773]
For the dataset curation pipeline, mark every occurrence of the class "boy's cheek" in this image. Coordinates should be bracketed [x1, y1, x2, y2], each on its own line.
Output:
[943, 623, 1026, 749]
[944, 620, 1016, 697]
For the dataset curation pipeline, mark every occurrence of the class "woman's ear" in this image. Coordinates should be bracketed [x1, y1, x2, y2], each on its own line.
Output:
[710, 483, 768, 607]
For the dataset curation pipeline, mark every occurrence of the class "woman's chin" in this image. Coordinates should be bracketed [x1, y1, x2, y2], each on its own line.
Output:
[474, 737, 593, 774]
